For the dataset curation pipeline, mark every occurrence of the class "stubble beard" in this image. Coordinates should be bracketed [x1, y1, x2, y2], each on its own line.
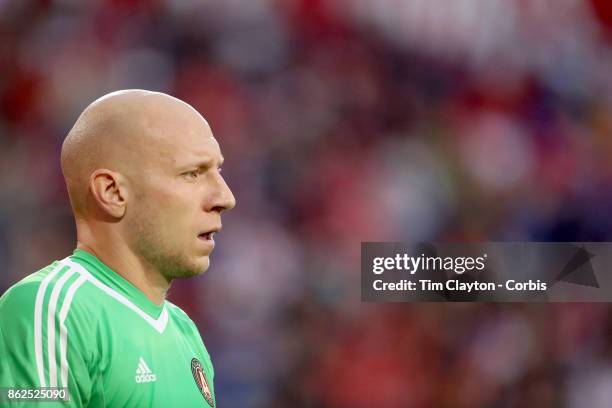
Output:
[130, 218, 206, 281]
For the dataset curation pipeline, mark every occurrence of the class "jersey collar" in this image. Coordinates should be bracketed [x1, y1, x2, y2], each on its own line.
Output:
[70, 249, 167, 321]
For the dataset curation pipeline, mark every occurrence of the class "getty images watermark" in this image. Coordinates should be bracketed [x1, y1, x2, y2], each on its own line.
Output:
[361, 242, 610, 302]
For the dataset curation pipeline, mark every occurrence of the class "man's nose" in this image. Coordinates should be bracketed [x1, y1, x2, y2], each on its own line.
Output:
[208, 172, 236, 213]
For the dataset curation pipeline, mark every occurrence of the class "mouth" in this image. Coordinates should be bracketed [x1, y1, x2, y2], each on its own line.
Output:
[198, 232, 215, 240]
[198, 227, 221, 243]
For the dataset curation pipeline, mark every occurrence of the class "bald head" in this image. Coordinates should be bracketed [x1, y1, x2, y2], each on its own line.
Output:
[61, 89, 235, 292]
[61, 89, 210, 217]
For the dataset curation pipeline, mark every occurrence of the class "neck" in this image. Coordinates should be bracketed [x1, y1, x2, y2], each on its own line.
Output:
[75, 224, 170, 306]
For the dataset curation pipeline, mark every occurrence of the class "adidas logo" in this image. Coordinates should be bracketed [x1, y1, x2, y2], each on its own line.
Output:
[135, 357, 157, 383]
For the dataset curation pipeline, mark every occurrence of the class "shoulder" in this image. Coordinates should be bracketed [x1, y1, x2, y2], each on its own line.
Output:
[165, 300, 196, 325]
[0, 262, 61, 313]
[0, 259, 95, 328]
[164, 301, 214, 376]
[165, 300, 204, 336]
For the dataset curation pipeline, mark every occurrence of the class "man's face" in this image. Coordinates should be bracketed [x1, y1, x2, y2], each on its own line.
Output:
[125, 112, 235, 281]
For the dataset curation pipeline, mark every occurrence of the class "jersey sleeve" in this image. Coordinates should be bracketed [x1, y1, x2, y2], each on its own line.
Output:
[0, 277, 97, 408]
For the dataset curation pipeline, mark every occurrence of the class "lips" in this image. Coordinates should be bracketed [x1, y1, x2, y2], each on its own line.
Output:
[198, 226, 221, 242]
[198, 232, 215, 240]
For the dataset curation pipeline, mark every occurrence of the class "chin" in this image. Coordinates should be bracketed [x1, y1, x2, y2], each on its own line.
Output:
[194, 256, 210, 274]
[167, 255, 210, 279]
[172, 265, 207, 279]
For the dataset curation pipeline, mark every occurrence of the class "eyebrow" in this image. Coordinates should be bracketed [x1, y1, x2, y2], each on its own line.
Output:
[182, 156, 224, 169]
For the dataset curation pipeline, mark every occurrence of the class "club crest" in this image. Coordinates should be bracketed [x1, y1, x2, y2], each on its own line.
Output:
[191, 358, 214, 407]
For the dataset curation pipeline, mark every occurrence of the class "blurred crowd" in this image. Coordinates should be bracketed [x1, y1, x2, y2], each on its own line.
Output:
[2, 0, 612, 406]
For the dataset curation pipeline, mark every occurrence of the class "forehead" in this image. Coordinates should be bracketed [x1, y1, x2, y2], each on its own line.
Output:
[146, 110, 222, 165]
[165, 131, 220, 166]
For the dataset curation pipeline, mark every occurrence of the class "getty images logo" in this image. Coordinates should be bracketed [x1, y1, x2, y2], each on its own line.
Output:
[135, 357, 157, 383]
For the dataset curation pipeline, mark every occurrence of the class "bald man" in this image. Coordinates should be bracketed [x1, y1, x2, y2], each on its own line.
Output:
[0, 90, 235, 407]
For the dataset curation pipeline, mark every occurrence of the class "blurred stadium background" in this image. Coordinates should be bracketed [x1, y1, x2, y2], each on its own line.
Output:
[2, 0, 612, 407]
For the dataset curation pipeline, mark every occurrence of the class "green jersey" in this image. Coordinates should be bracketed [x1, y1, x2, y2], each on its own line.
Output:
[0, 249, 216, 407]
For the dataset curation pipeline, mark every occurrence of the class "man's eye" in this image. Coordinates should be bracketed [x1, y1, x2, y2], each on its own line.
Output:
[184, 170, 199, 180]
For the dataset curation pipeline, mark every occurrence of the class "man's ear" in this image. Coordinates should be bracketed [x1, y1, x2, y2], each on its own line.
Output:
[89, 169, 127, 218]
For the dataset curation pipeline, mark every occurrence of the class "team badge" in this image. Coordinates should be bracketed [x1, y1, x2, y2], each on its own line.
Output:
[191, 358, 215, 407]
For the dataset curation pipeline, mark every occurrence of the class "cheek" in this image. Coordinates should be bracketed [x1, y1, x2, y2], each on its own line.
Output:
[132, 182, 197, 234]
[136, 181, 178, 212]
[153, 194, 196, 235]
